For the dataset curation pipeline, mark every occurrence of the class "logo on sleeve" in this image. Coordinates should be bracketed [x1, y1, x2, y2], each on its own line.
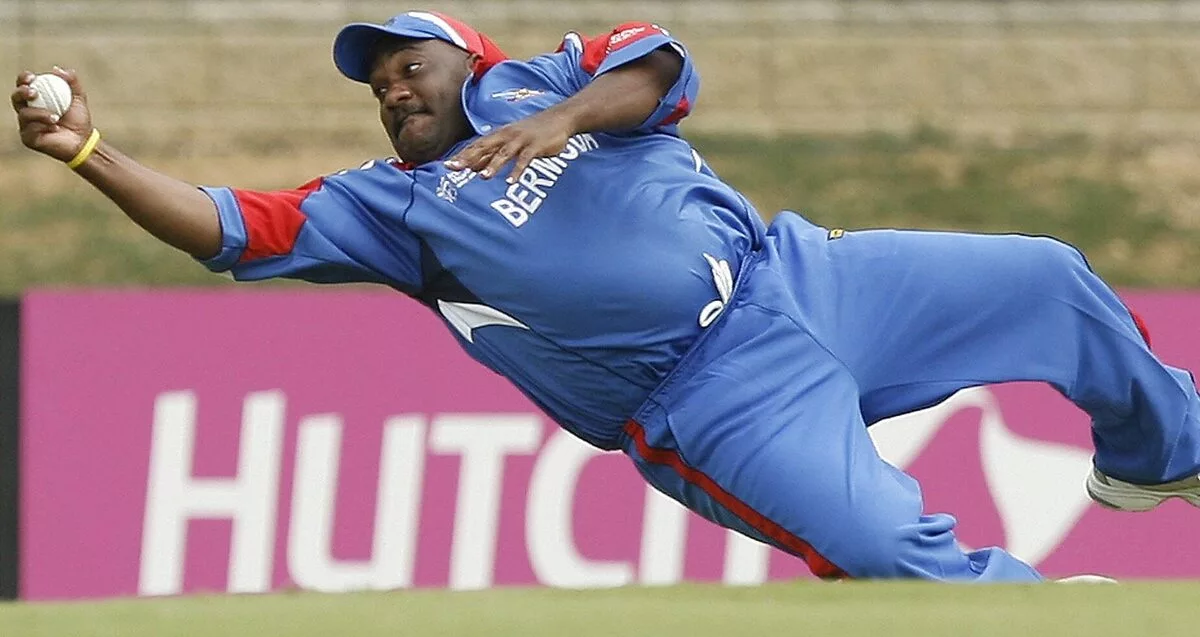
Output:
[606, 23, 667, 53]
[490, 88, 545, 102]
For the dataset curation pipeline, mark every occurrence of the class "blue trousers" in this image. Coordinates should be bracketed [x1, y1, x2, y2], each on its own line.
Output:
[621, 212, 1200, 581]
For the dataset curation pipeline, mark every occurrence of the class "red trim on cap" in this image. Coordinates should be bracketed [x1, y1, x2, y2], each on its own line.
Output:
[428, 11, 510, 78]
[429, 11, 475, 46]
[623, 420, 849, 579]
[232, 177, 321, 263]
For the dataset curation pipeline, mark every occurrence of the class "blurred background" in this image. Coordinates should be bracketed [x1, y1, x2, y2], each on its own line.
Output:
[6, 2, 1200, 620]
[5, 0, 1200, 290]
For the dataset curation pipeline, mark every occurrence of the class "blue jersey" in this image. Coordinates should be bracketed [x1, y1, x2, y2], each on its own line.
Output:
[199, 23, 767, 449]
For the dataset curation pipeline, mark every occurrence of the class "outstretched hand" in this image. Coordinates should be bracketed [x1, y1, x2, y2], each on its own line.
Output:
[444, 110, 576, 183]
[11, 67, 94, 163]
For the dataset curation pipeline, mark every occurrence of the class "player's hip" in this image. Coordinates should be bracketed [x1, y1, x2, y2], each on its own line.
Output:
[557, 216, 830, 450]
[620, 242, 841, 450]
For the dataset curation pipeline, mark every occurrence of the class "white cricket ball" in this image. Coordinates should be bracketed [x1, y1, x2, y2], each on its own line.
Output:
[27, 73, 73, 118]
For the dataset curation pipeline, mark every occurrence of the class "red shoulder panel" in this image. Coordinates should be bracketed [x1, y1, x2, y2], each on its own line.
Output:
[232, 177, 322, 263]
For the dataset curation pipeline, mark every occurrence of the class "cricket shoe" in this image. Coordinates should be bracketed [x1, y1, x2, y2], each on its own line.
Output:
[1086, 467, 1200, 512]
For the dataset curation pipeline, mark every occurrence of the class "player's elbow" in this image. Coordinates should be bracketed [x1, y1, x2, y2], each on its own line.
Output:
[645, 47, 684, 95]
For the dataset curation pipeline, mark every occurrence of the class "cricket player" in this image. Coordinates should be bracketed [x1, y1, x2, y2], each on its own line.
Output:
[13, 10, 1200, 582]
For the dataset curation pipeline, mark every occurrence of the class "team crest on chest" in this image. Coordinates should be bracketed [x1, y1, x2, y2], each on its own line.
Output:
[437, 168, 478, 203]
[490, 88, 545, 102]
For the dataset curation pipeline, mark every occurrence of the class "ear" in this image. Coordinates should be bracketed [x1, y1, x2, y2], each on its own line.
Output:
[465, 52, 484, 77]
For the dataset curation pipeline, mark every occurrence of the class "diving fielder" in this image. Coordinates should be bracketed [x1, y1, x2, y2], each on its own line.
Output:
[13, 10, 1200, 581]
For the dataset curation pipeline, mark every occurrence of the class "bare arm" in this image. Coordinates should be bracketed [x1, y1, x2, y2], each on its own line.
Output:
[446, 48, 684, 182]
[544, 48, 683, 136]
[12, 69, 221, 259]
[72, 143, 222, 259]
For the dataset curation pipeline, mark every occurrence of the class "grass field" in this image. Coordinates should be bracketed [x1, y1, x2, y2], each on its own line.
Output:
[1, 581, 1195, 637]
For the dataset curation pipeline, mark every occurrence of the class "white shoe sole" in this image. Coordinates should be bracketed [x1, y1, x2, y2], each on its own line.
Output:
[1057, 574, 1119, 584]
[1086, 468, 1200, 512]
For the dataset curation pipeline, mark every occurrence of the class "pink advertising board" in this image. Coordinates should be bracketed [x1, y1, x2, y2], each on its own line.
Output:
[20, 290, 1200, 600]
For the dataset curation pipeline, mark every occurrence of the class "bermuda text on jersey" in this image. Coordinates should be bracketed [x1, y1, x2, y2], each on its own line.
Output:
[490, 133, 599, 227]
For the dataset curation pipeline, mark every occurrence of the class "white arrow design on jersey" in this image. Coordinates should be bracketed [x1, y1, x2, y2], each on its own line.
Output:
[704, 253, 734, 303]
[869, 387, 1094, 567]
[698, 253, 734, 328]
[437, 300, 531, 343]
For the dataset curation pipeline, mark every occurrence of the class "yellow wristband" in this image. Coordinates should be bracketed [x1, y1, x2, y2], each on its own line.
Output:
[67, 128, 101, 170]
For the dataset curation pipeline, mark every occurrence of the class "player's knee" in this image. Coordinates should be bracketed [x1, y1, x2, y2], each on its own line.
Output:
[1018, 235, 1091, 278]
[837, 513, 963, 579]
[985, 235, 1093, 302]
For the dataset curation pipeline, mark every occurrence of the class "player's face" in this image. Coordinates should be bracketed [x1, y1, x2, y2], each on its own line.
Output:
[368, 39, 476, 165]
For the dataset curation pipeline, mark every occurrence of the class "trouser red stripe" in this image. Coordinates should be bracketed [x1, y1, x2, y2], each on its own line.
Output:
[623, 420, 848, 579]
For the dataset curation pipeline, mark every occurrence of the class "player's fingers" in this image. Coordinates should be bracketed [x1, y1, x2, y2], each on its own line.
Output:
[52, 66, 87, 104]
[10, 84, 38, 112]
[14, 84, 64, 125]
[463, 144, 498, 171]
[447, 147, 490, 174]
[17, 107, 60, 128]
[17, 121, 62, 153]
[445, 132, 497, 164]
[506, 147, 539, 184]
[10, 88, 27, 113]
[479, 141, 522, 179]
[15, 71, 34, 88]
[19, 119, 56, 139]
[445, 134, 504, 171]
[443, 145, 479, 171]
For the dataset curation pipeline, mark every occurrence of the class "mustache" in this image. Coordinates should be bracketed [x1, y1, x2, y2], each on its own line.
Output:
[391, 107, 427, 129]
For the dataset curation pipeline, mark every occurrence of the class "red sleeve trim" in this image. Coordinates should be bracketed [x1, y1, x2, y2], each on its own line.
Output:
[1129, 309, 1152, 349]
[661, 95, 692, 126]
[578, 33, 609, 75]
[232, 177, 322, 264]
